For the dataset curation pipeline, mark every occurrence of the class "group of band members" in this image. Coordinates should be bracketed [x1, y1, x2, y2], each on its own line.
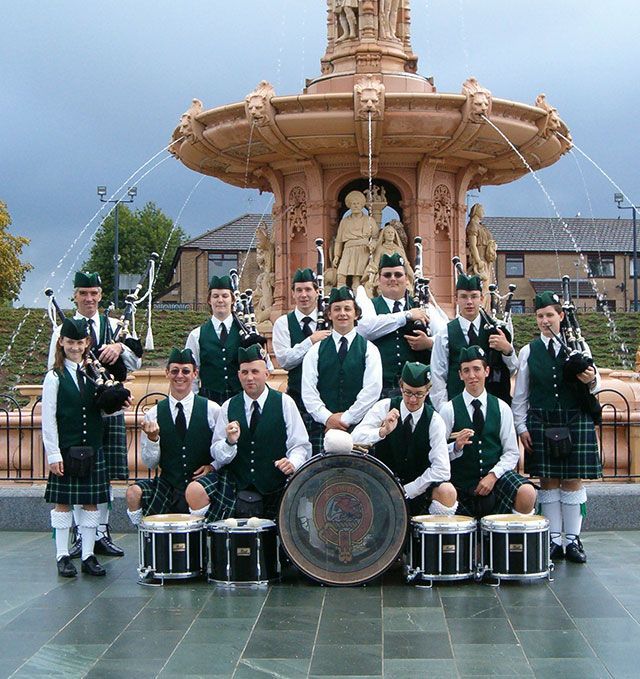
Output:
[43, 257, 602, 577]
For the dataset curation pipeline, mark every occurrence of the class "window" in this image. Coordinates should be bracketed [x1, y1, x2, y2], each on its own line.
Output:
[630, 256, 638, 278]
[208, 252, 238, 280]
[505, 253, 524, 278]
[587, 254, 615, 278]
[509, 299, 525, 314]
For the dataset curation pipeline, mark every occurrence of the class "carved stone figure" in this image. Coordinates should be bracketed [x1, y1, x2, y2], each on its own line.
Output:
[245, 81, 276, 127]
[535, 93, 562, 139]
[253, 223, 275, 330]
[433, 184, 452, 233]
[462, 77, 492, 123]
[333, 190, 378, 288]
[354, 75, 385, 120]
[288, 186, 308, 239]
[387, 217, 408, 249]
[361, 223, 414, 295]
[379, 0, 402, 40]
[466, 203, 497, 295]
[334, 0, 359, 42]
[178, 99, 203, 143]
[364, 184, 387, 226]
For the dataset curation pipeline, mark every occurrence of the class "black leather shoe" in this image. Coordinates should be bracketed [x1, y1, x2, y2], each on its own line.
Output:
[57, 555, 77, 578]
[549, 543, 565, 561]
[81, 555, 106, 576]
[68, 529, 82, 559]
[565, 538, 587, 564]
[94, 527, 125, 557]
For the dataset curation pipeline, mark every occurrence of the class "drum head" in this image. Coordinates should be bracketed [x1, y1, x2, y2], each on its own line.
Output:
[411, 515, 476, 532]
[140, 514, 203, 531]
[481, 514, 549, 530]
[278, 453, 408, 586]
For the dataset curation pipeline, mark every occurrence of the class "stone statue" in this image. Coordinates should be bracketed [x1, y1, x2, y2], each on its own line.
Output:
[387, 217, 408, 249]
[178, 99, 203, 143]
[354, 75, 385, 120]
[361, 223, 414, 295]
[334, 0, 359, 42]
[245, 81, 276, 127]
[466, 203, 496, 295]
[379, 0, 402, 40]
[253, 223, 275, 330]
[535, 93, 562, 139]
[364, 184, 387, 226]
[333, 190, 378, 288]
[462, 77, 492, 123]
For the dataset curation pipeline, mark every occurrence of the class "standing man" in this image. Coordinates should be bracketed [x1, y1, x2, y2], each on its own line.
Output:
[272, 268, 331, 422]
[352, 361, 457, 516]
[358, 252, 444, 398]
[185, 344, 311, 521]
[512, 292, 601, 563]
[47, 271, 142, 558]
[430, 272, 517, 411]
[302, 286, 383, 456]
[439, 346, 537, 518]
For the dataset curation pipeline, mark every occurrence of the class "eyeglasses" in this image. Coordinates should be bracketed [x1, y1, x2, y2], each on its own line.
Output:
[401, 389, 428, 400]
[381, 272, 405, 279]
[169, 367, 193, 376]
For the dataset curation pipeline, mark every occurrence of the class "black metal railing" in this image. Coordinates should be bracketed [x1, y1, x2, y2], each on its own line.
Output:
[597, 388, 636, 479]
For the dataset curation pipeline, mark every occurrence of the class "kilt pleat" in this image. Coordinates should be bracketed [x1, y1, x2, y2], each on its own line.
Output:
[455, 471, 530, 517]
[134, 476, 176, 516]
[197, 469, 237, 521]
[102, 413, 128, 481]
[45, 447, 110, 505]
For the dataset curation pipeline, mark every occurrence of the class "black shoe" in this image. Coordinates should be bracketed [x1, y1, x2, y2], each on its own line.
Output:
[550, 543, 565, 561]
[69, 528, 82, 559]
[81, 555, 106, 576]
[57, 555, 77, 578]
[94, 526, 125, 557]
[565, 538, 587, 564]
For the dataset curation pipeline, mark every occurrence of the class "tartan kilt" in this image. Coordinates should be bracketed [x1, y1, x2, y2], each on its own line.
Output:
[455, 471, 531, 518]
[196, 469, 237, 522]
[525, 408, 602, 479]
[407, 484, 437, 517]
[45, 447, 110, 505]
[198, 386, 238, 406]
[134, 476, 178, 516]
[308, 421, 326, 457]
[102, 413, 128, 481]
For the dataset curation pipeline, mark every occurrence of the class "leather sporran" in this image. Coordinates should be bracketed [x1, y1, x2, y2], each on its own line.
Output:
[63, 446, 95, 478]
[544, 427, 572, 460]
[235, 489, 264, 518]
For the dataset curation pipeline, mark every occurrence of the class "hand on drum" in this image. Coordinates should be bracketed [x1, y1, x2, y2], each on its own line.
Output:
[379, 408, 400, 438]
[274, 458, 295, 476]
[519, 431, 533, 454]
[226, 421, 241, 444]
[326, 412, 348, 431]
[191, 464, 213, 480]
[453, 428, 474, 451]
[141, 419, 160, 442]
[475, 472, 497, 496]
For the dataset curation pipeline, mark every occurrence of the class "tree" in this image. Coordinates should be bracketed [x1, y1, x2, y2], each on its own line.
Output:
[82, 202, 187, 304]
[0, 201, 32, 305]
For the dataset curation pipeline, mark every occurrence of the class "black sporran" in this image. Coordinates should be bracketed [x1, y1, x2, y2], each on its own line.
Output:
[235, 489, 264, 518]
[63, 446, 95, 478]
[544, 427, 572, 460]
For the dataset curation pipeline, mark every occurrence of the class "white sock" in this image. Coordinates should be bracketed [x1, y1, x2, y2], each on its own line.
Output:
[560, 487, 587, 546]
[79, 509, 100, 560]
[96, 502, 110, 539]
[189, 504, 210, 517]
[512, 507, 535, 516]
[538, 488, 562, 546]
[51, 510, 73, 560]
[127, 508, 143, 526]
[429, 499, 458, 516]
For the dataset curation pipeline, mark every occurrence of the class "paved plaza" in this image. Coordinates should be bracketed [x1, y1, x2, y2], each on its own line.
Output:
[0, 530, 639, 678]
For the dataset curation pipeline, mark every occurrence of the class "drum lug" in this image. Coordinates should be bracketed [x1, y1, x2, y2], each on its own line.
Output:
[473, 563, 487, 583]
[547, 562, 555, 582]
[137, 566, 163, 587]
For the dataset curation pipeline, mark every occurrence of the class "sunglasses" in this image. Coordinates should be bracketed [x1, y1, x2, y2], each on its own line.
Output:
[381, 272, 405, 279]
[169, 367, 194, 376]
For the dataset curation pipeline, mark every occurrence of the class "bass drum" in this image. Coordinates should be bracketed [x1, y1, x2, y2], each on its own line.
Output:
[278, 453, 408, 586]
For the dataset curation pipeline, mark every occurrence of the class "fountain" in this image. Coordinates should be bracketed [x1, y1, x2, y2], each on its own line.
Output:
[168, 0, 571, 314]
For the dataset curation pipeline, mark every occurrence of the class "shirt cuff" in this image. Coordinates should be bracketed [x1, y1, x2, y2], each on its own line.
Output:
[47, 452, 63, 464]
[403, 481, 420, 499]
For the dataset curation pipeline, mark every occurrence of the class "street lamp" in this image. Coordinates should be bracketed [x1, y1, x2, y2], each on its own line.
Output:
[614, 193, 638, 312]
[97, 186, 137, 308]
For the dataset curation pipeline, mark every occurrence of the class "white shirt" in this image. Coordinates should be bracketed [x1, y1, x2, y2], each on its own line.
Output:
[356, 295, 409, 341]
[140, 391, 220, 469]
[301, 328, 383, 426]
[512, 335, 601, 435]
[352, 398, 451, 498]
[439, 388, 520, 479]
[211, 386, 311, 470]
[272, 308, 318, 371]
[429, 315, 519, 411]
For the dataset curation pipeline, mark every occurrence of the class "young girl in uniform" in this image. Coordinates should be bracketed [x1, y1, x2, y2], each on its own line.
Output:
[42, 318, 110, 577]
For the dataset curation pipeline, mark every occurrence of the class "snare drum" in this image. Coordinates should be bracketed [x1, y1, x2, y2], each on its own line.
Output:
[138, 514, 205, 584]
[480, 514, 552, 584]
[405, 515, 477, 587]
[207, 518, 280, 587]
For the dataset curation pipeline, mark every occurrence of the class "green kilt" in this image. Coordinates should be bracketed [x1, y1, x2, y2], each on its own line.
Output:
[525, 408, 602, 479]
[196, 469, 237, 522]
[308, 421, 326, 457]
[103, 413, 128, 481]
[134, 476, 182, 516]
[199, 386, 237, 406]
[455, 470, 531, 518]
[45, 447, 110, 505]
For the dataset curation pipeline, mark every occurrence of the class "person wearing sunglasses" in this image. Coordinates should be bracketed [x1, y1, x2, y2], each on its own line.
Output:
[352, 361, 457, 516]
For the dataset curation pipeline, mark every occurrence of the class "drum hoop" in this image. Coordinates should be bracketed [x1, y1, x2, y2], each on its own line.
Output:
[206, 520, 276, 533]
[140, 514, 204, 532]
[411, 516, 477, 533]
[481, 514, 549, 532]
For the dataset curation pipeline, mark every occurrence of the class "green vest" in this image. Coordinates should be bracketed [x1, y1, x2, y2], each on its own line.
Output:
[317, 333, 367, 413]
[446, 317, 490, 398]
[286, 311, 306, 396]
[227, 388, 288, 494]
[198, 319, 241, 395]
[450, 393, 502, 489]
[157, 396, 213, 491]
[527, 338, 582, 410]
[374, 396, 433, 486]
[372, 297, 431, 388]
[55, 367, 103, 450]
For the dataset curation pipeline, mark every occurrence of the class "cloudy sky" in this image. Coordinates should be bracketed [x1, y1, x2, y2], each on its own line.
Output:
[3, 0, 640, 306]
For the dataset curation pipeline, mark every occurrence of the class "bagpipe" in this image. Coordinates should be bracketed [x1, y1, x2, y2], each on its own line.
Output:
[408, 236, 449, 336]
[315, 238, 330, 330]
[228, 269, 267, 349]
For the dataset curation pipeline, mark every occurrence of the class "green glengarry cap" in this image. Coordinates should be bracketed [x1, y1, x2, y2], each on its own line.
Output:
[208, 275, 233, 291]
[328, 286, 354, 305]
[60, 318, 89, 340]
[167, 347, 196, 366]
[292, 268, 316, 284]
[73, 271, 102, 288]
[456, 273, 483, 292]
[379, 252, 405, 270]
[535, 291, 560, 310]
[401, 361, 431, 388]
[459, 345, 486, 364]
[238, 343, 268, 365]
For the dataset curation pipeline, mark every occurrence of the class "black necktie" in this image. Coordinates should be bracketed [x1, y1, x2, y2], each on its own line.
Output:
[393, 300, 402, 313]
[338, 336, 348, 362]
[219, 323, 228, 345]
[301, 316, 313, 338]
[76, 367, 85, 396]
[402, 413, 413, 440]
[471, 399, 484, 433]
[467, 322, 478, 346]
[175, 402, 187, 440]
[250, 401, 261, 434]
[87, 318, 98, 349]
[547, 340, 556, 360]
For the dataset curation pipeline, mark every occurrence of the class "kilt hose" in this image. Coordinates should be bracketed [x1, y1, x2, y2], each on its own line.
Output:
[102, 413, 128, 481]
[525, 408, 602, 479]
[455, 470, 532, 518]
[45, 447, 110, 506]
